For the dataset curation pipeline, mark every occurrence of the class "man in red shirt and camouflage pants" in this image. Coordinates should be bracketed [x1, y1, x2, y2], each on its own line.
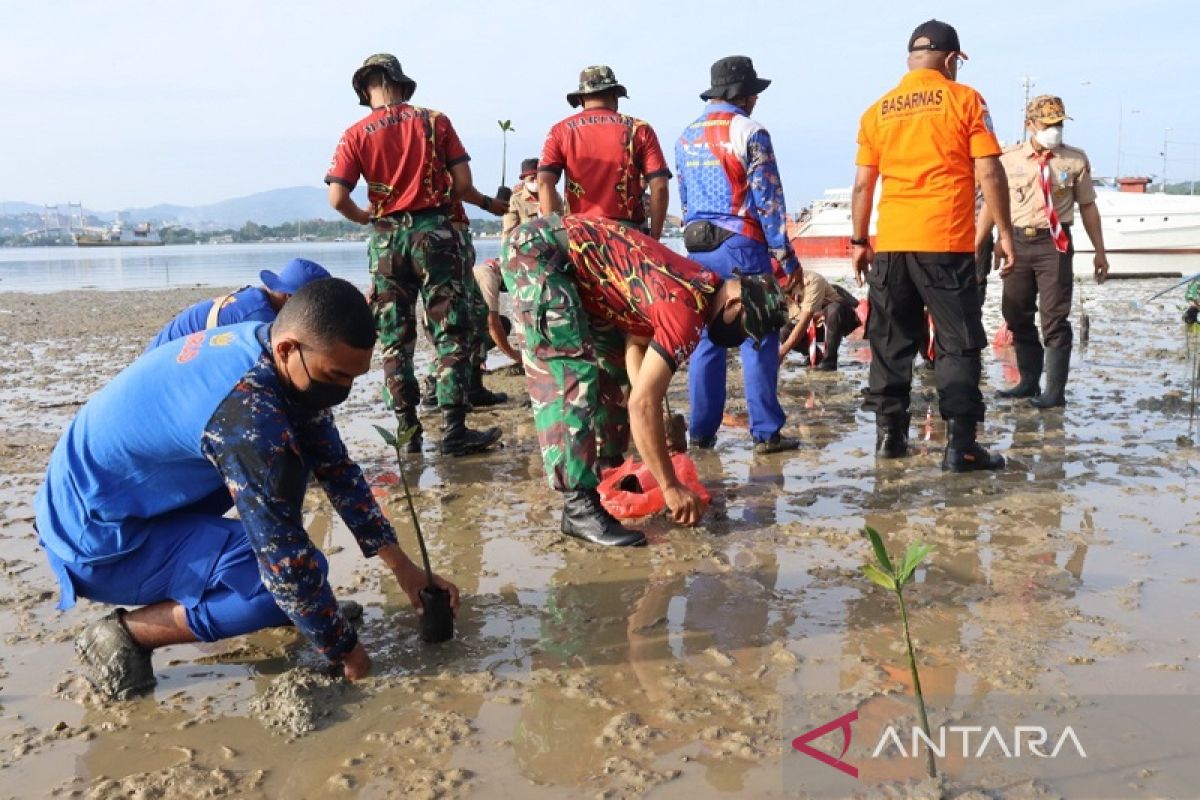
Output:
[501, 214, 787, 547]
[326, 54, 506, 456]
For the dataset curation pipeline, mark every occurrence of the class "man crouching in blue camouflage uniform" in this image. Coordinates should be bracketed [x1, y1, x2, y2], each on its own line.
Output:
[35, 278, 459, 699]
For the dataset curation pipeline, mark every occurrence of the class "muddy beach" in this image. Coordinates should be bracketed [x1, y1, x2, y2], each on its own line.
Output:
[1, 280, 1199, 799]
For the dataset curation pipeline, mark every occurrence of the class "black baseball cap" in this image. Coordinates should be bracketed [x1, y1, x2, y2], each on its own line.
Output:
[908, 19, 966, 57]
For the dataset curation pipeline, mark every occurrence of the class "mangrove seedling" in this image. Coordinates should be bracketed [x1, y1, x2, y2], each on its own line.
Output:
[496, 119, 515, 202]
[862, 525, 936, 778]
[373, 423, 454, 643]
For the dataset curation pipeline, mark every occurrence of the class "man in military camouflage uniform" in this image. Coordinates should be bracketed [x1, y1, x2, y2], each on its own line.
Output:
[326, 54, 506, 456]
[501, 214, 787, 547]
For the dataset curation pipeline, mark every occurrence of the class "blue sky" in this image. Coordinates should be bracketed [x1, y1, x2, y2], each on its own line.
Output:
[3, 0, 1196, 211]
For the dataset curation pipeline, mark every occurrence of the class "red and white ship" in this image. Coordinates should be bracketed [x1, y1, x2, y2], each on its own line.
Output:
[789, 178, 1200, 273]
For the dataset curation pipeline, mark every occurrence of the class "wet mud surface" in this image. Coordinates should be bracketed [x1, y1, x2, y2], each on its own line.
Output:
[1, 281, 1199, 798]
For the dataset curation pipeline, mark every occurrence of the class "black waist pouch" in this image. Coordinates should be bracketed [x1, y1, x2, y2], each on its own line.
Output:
[683, 221, 735, 253]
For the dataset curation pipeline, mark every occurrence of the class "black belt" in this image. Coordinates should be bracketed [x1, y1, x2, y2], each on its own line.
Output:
[1016, 223, 1071, 238]
[373, 206, 451, 229]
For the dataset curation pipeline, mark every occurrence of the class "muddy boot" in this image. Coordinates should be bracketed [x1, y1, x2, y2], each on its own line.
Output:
[421, 375, 438, 409]
[875, 413, 910, 459]
[813, 327, 844, 371]
[941, 418, 1005, 472]
[753, 432, 801, 454]
[561, 489, 646, 547]
[75, 609, 156, 700]
[997, 342, 1043, 398]
[397, 408, 422, 454]
[467, 367, 507, 408]
[1029, 347, 1070, 409]
[690, 435, 717, 450]
[439, 406, 502, 456]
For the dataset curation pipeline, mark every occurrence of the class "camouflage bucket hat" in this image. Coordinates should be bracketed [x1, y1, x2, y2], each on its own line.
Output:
[566, 65, 628, 108]
[352, 54, 417, 107]
[1027, 95, 1071, 125]
[737, 272, 788, 348]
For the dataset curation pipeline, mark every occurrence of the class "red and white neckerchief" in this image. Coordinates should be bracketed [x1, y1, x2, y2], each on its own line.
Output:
[1034, 152, 1070, 253]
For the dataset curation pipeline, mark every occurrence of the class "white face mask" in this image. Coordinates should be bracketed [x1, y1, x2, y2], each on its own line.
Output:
[524, 179, 539, 193]
[1034, 126, 1063, 149]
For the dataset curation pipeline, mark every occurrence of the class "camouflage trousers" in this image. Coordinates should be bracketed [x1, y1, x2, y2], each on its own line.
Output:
[421, 223, 491, 380]
[500, 218, 628, 491]
[369, 212, 473, 412]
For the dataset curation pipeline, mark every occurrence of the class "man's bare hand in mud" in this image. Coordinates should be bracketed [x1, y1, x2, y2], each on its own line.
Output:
[852, 244, 874, 287]
[662, 484, 703, 526]
[342, 642, 371, 682]
[394, 557, 461, 617]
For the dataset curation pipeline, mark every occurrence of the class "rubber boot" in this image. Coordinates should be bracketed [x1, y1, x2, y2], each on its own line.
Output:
[467, 366, 507, 408]
[397, 407, 422, 454]
[561, 489, 646, 547]
[421, 374, 438, 408]
[941, 418, 1005, 472]
[439, 406, 502, 456]
[75, 609, 157, 700]
[997, 343, 1044, 399]
[875, 413, 910, 459]
[1029, 347, 1070, 409]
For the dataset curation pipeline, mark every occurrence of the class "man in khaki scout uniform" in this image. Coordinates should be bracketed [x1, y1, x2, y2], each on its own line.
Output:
[502, 158, 543, 243]
[979, 95, 1109, 409]
[778, 270, 861, 371]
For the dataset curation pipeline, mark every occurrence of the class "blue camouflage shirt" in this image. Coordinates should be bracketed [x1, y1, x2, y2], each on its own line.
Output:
[675, 101, 799, 273]
[36, 322, 395, 661]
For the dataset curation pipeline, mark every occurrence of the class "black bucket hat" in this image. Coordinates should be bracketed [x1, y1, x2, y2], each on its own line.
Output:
[700, 56, 771, 101]
[352, 54, 417, 107]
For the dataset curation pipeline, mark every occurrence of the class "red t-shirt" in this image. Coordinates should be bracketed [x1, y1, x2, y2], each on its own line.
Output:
[540, 110, 671, 224]
[326, 104, 469, 217]
[563, 216, 718, 371]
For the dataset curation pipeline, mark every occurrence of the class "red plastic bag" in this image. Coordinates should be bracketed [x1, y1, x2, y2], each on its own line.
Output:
[597, 453, 712, 520]
[992, 321, 1013, 348]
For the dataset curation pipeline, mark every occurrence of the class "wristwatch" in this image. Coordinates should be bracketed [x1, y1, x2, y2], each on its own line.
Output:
[849, 236, 869, 246]
[478, 195, 492, 210]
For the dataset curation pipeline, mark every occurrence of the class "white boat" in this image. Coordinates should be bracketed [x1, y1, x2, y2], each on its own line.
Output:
[74, 218, 163, 247]
[790, 180, 1200, 276]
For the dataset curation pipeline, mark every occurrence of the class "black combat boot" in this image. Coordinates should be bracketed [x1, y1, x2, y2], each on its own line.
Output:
[421, 374, 438, 408]
[753, 432, 801, 454]
[398, 407, 423, 454]
[561, 489, 646, 547]
[467, 366, 508, 408]
[1029, 347, 1070, 409]
[439, 406, 502, 456]
[997, 342, 1044, 399]
[875, 413, 910, 459]
[814, 326, 845, 371]
[941, 418, 1005, 472]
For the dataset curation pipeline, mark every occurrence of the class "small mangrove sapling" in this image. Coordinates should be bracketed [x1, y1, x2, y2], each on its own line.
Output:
[496, 119, 515, 202]
[862, 525, 936, 778]
[373, 423, 454, 643]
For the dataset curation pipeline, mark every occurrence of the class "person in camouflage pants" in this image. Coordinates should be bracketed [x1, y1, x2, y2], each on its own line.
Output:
[500, 222, 629, 494]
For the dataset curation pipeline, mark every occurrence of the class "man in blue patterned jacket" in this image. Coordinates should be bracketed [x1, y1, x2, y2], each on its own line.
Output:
[676, 55, 802, 454]
[35, 278, 458, 699]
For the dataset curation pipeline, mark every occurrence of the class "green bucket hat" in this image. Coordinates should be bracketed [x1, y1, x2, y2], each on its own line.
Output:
[737, 272, 788, 348]
[352, 54, 417, 107]
[566, 65, 628, 108]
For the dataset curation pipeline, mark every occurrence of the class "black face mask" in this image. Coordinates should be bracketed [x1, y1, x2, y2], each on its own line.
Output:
[287, 346, 351, 410]
[707, 310, 747, 349]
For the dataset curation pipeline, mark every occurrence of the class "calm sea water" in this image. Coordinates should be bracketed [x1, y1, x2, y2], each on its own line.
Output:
[2, 240, 1193, 294]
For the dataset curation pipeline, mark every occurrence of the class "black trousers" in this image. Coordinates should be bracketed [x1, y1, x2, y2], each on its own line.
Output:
[862, 252, 988, 421]
[1002, 228, 1074, 351]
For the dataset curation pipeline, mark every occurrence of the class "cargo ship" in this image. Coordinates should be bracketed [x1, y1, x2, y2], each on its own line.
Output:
[74, 219, 163, 247]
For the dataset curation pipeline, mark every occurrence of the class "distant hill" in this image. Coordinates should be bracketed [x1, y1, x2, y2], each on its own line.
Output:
[1, 184, 502, 229]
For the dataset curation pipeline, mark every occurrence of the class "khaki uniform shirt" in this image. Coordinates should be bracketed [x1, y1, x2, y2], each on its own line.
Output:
[999, 139, 1097, 228]
[787, 270, 842, 322]
[501, 184, 542, 242]
[473, 259, 503, 313]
